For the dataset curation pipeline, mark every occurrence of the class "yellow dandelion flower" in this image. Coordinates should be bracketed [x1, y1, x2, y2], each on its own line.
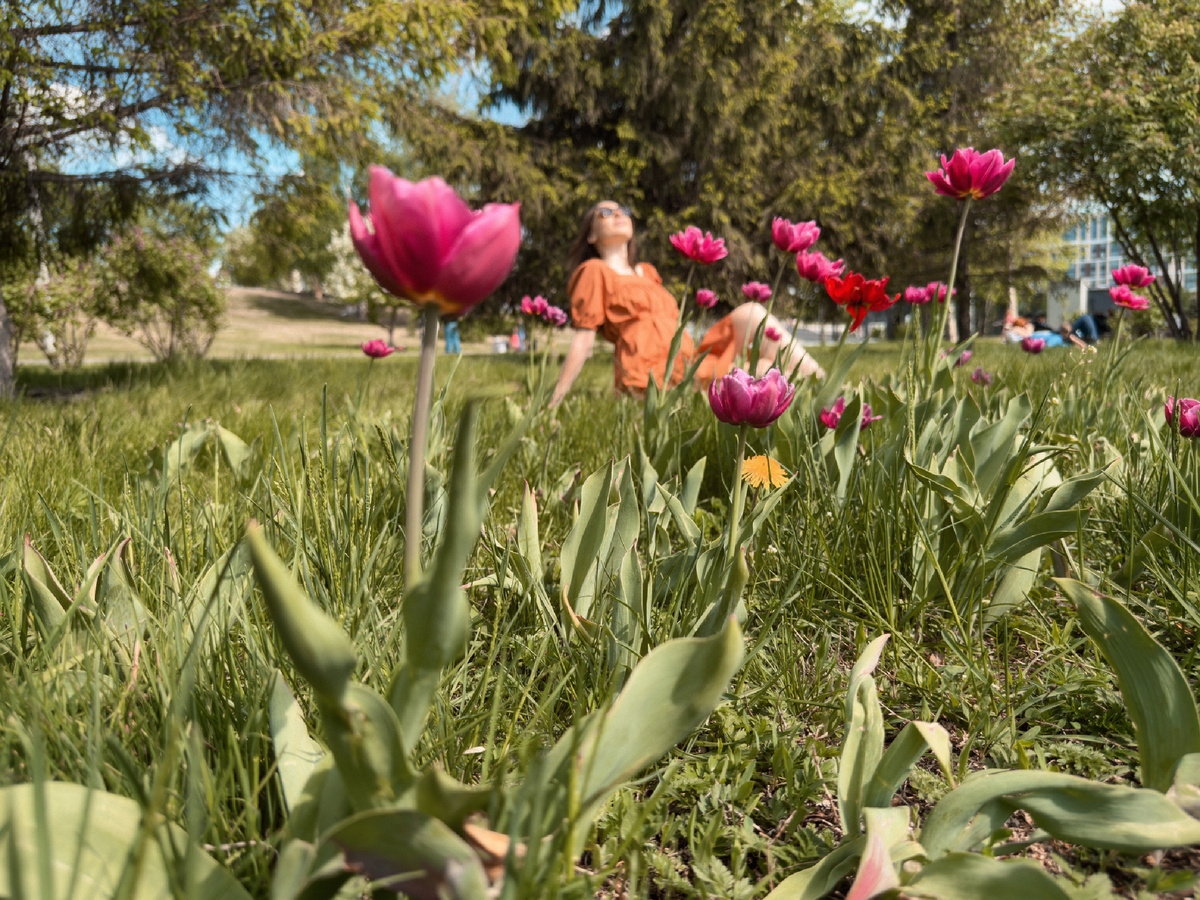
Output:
[741, 455, 789, 489]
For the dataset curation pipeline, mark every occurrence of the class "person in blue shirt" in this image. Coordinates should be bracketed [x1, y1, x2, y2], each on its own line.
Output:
[1070, 312, 1110, 344]
[444, 320, 461, 354]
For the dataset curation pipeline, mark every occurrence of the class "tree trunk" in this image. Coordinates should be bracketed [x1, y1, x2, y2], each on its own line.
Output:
[0, 282, 14, 397]
[956, 243, 972, 341]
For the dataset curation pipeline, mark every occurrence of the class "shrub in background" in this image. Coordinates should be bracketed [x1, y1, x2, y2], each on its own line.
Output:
[99, 226, 225, 361]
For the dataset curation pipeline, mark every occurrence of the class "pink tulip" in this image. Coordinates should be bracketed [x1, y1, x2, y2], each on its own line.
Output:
[1021, 336, 1046, 354]
[796, 250, 845, 283]
[819, 397, 845, 430]
[956, 349, 972, 367]
[349, 169, 520, 317]
[543, 305, 569, 327]
[926, 281, 955, 303]
[708, 367, 795, 428]
[696, 289, 718, 309]
[1112, 264, 1155, 288]
[771, 218, 820, 254]
[926, 147, 1016, 200]
[669, 226, 728, 264]
[361, 339, 395, 359]
[1109, 284, 1151, 311]
[860, 403, 882, 429]
[1166, 397, 1200, 438]
[971, 366, 994, 386]
[905, 285, 931, 305]
[743, 281, 772, 302]
[521, 294, 548, 316]
[765, 325, 783, 341]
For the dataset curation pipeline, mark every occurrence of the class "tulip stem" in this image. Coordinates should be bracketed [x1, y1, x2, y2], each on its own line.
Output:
[929, 198, 972, 377]
[405, 305, 440, 588]
[726, 424, 749, 565]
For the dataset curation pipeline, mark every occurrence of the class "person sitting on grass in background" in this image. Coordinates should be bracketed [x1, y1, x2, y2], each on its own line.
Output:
[1071, 311, 1110, 344]
[549, 201, 823, 406]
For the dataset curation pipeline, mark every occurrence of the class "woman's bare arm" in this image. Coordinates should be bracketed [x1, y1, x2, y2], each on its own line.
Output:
[549, 328, 596, 407]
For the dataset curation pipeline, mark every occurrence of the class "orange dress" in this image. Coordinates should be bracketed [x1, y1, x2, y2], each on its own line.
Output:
[569, 259, 738, 395]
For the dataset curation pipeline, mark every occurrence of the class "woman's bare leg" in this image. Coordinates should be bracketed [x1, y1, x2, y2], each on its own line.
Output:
[728, 303, 825, 379]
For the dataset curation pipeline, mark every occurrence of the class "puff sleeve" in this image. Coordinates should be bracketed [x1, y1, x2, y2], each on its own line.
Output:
[568, 259, 612, 331]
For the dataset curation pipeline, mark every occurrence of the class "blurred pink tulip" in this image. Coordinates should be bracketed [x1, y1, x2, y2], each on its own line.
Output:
[926, 147, 1016, 200]
[743, 281, 772, 302]
[765, 325, 783, 341]
[708, 367, 795, 428]
[796, 250, 845, 283]
[860, 403, 882, 429]
[771, 218, 820, 254]
[904, 285, 931, 305]
[1112, 264, 1155, 288]
[696, 289, 718, 309]
[819, 397, 845, 430]
[543, 305, 569, 327]
[1021, 336, 1045, 354]
[361, 339, 395, 359]
[521, 295, 549, 316]
[1166, 397, 1200, 438]
[670, 226, 728, 264]
[1109, 284, 1150, 311]
[926, 281, 955, 303]
[349, 168, 521, 317]
[971, 366, 994, 385]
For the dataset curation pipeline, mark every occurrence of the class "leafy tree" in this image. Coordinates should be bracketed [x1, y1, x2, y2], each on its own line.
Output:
[0, 0, 482, 393]
[1008, 0, 1200, 340]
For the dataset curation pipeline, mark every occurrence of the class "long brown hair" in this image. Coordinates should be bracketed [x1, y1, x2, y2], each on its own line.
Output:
[565, 202, 639, 280]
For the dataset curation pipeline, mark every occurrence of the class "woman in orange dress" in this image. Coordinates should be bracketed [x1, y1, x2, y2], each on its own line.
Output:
[549, 201, 823, 405]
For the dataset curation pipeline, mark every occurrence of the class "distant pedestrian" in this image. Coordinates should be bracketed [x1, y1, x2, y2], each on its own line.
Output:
[1071, 312, 1110, 344]
[510, 328, 521, 351]
[444, 320, 461, 354]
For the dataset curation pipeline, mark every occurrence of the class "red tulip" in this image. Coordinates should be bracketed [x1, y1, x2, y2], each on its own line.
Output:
[796, 250, 844, 283]
[361, 339, 395, 359]
[349, 168, 521, 317]
[742, 281, 772, 302]
[926, 147, 1016, 200]
[1112, 264, 1155, 288]
[1021, 336, 1045, 354]
[771, 218, 820, 254]
[1109, 284, 1150, 311]
[825, 272, 898, 332]
[670, 226, 727, 264]
[1166, 397, 1200, 438]
[696, 289, 718, 309]
[708, 367, 795, 428]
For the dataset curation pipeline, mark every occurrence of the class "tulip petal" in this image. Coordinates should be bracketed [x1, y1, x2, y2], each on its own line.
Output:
[432, 203, 522, 314]
[349, 202, 415, 299]
[370, 169, 473, 295]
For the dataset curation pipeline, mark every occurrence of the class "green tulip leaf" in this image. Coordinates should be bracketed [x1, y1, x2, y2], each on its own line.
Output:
[1058, 578, 1200, 792]
[0, 781, 252, 900]
[270, 671, 327, 813]
[906, 852, 1074, 900]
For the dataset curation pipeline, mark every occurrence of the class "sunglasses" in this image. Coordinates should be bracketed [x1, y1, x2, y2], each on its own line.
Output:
[595, 205, 632, 219]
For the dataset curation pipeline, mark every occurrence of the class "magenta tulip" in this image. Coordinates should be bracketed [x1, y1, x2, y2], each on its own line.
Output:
[670, 226, 728, 264]
[1166, 397, 1200, 438]
[971, 366, 994, 386]
[904, 285, 931, 305]
[860, 403, 882, 429]
[543, 305, 569, 327]
[708, 367, 795, 428]
[361, 339, 395, 359]
[926, 147, 1016, 200]
[1109, 284, 1151, 311]
[765, 325, 783, 342]
[743, 281, 772, 302]
[521, 294, 548, 316]
[349, 168, 520, 317]
[926, 281, 955, 303]
[1112, 264, 1155, 288]
[796, 250, 845, 283]
[1021, 336, 1045, 354]
[771, 218, 820, 254]
[819, 397, 845, 430]
[696, 288, 718, 309]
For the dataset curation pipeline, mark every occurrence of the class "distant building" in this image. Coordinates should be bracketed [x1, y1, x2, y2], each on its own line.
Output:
[1055, 213, 1197, 323]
